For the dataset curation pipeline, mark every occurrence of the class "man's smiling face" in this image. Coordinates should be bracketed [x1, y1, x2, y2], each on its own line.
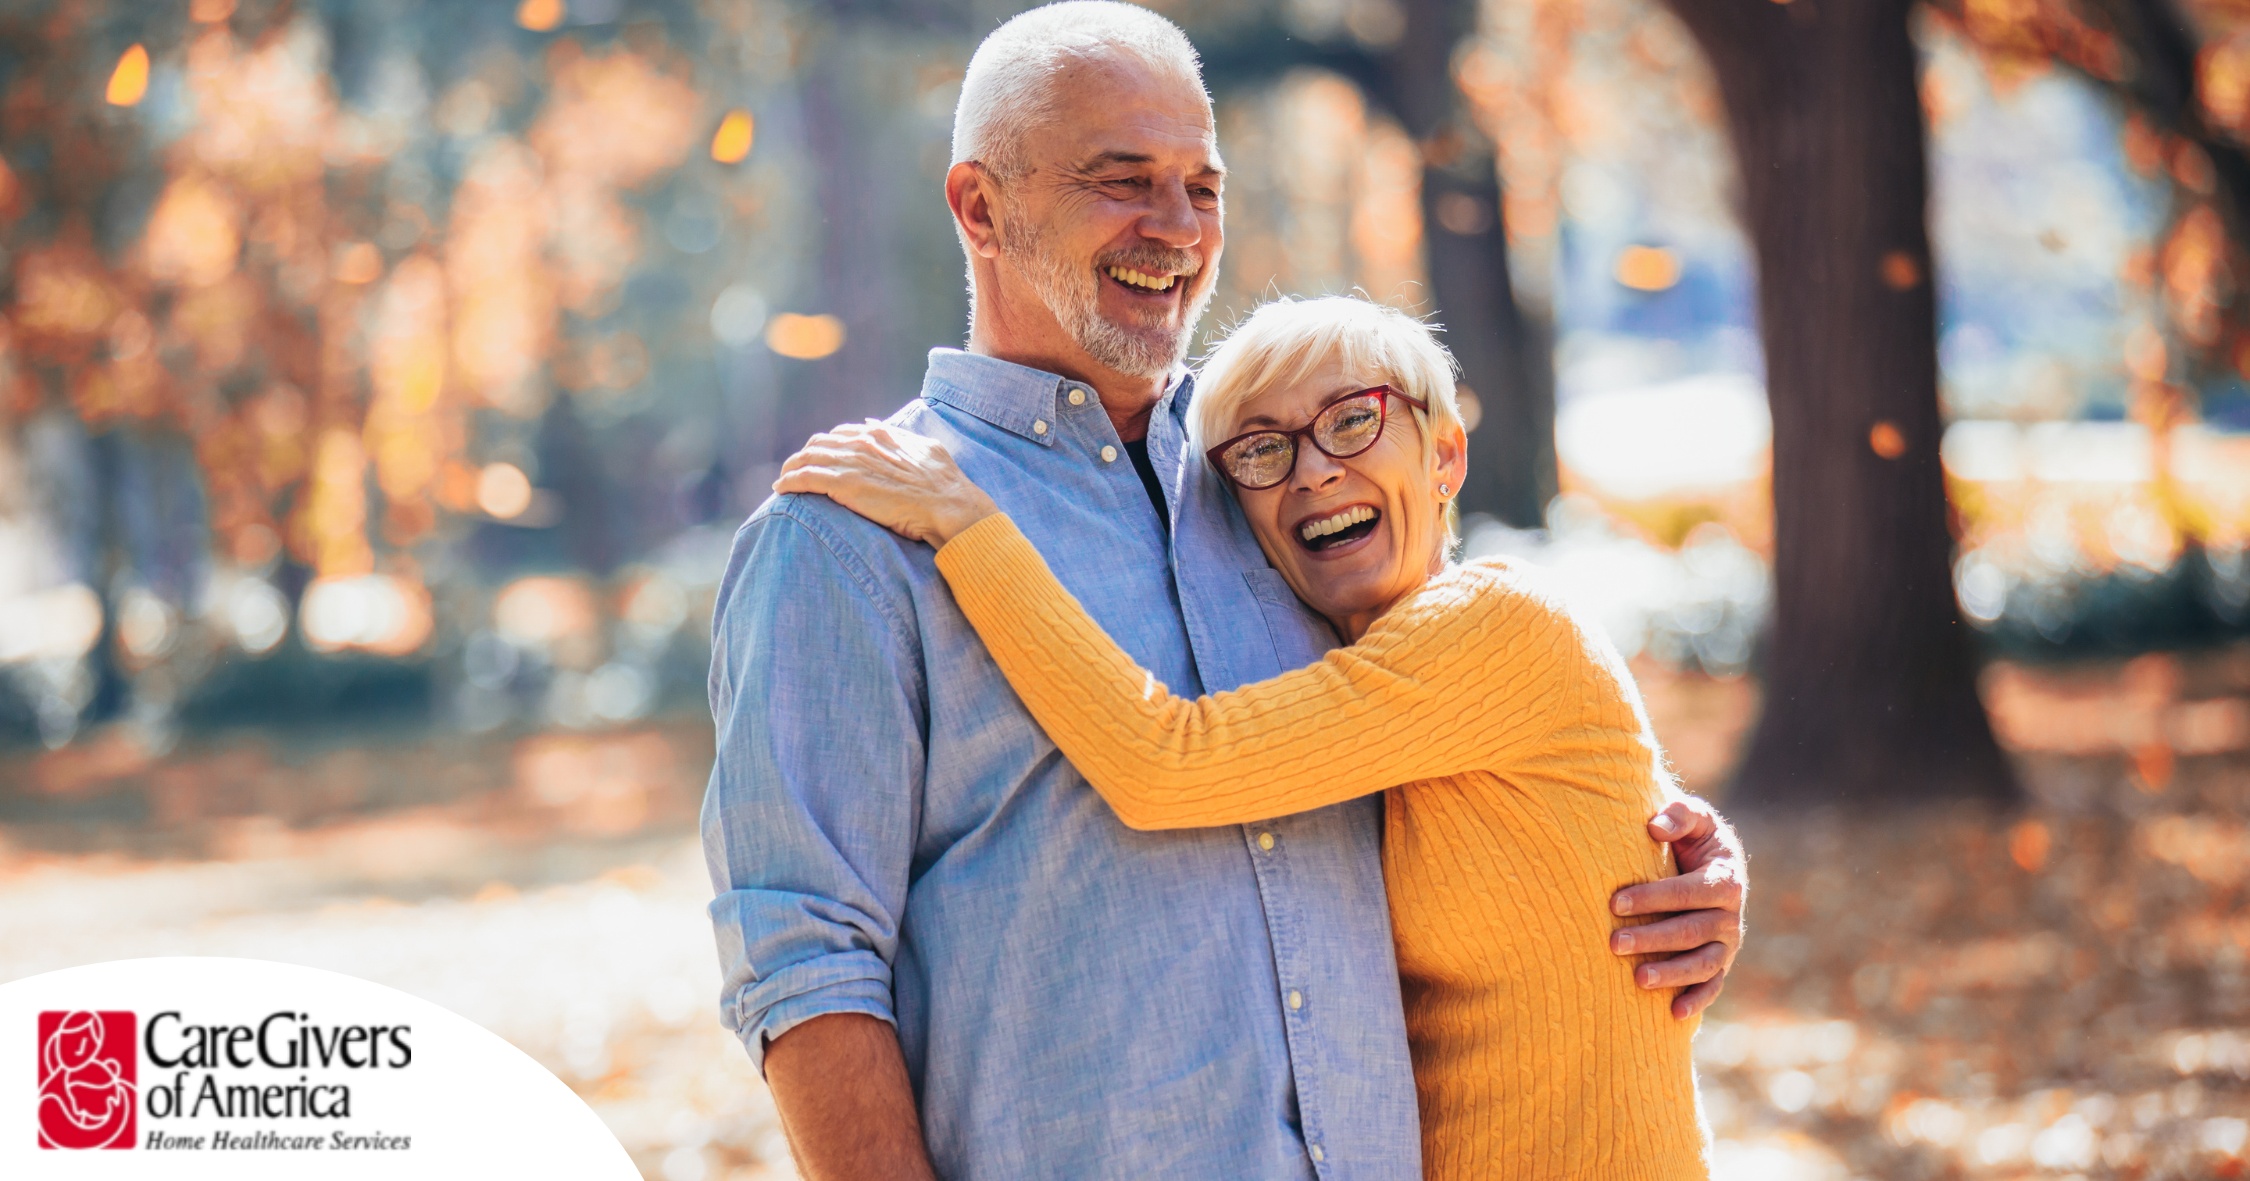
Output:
[995, 54, 1223, 379]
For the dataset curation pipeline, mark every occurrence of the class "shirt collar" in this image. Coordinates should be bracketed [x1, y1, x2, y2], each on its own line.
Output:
[1165, 368, 1197, 426]
[921, 348, 1195, 446]
[921, 350, 1069, 447]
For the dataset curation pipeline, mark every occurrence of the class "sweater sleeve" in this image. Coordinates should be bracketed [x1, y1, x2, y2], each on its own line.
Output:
[932, 513, 1580, 830]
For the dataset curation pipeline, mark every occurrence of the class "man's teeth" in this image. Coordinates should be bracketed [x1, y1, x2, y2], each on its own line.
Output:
[1105, 265, 1177, 292]
[1299, 505, 1376, 542]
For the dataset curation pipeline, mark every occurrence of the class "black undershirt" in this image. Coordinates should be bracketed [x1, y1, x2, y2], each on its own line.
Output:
[1123, 437, 1169, 535]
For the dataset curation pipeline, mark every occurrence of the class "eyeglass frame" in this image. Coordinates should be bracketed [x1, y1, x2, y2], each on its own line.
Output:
[1202, 384, 1432, 491]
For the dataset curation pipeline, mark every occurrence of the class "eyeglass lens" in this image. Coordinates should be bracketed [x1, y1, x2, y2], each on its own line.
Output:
[1220, 392, 1388, 489]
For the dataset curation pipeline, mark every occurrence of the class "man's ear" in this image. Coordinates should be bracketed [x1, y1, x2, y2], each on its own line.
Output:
[947, 162, 1004, 260]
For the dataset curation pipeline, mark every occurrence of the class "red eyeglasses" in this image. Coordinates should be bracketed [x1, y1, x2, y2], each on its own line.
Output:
[1204, 385, 1429, 490]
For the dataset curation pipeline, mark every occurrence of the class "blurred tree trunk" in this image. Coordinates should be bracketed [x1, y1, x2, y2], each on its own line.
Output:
[1386, 0, 1554, 528]
[1180, 4, 1557, 525]
[1659, 0, 2016, 804]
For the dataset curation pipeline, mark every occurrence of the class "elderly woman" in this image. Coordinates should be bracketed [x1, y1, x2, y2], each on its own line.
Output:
[775, 295, 1707, 1181]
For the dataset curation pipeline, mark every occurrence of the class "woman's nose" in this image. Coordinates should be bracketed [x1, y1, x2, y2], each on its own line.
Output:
[1291, 444, 1348, 490]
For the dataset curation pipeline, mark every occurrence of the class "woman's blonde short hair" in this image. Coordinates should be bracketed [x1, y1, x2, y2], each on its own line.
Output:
[1191, 294, 1465, 466]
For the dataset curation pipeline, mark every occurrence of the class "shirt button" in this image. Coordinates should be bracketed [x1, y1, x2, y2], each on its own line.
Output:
[1032, 419, 1048, 435]
[1309, 1145, 1325, 1163]
[1287, 989, 1303, 1010]
[1100, 445, 1118, 463]
[1257, 832, 1275, 852]
[1068, 389, 1087, 406]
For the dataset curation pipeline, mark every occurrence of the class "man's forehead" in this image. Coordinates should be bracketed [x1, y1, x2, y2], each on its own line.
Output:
[1035, 57, 1220, 171]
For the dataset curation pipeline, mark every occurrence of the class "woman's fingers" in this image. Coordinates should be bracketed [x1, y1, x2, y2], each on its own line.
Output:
[1631, 940, 1728, 991]
[780, 423, 951, 483]
[780, 431, 910, 483]
[777, 447, 834, 477]
[1670, 972, 1727, 1020]
[781, 432, 861, 467]
[770, 422, 977, 545]
[773, 465, 860, 497]
[777, 451, 863, 487]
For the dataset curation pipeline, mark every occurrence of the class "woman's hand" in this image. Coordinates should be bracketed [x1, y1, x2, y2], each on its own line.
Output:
[774, 422, 1000, 547]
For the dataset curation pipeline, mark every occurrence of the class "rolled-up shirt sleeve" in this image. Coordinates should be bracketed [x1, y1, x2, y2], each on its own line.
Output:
[700, 503, 925, 1071]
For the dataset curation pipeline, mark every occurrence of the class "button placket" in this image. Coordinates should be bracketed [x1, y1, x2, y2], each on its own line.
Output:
[1241, 815, 1334, 1176]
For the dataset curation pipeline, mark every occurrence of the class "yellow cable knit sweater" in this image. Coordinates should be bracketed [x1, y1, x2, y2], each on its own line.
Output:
[934, 514, 1707, 1181]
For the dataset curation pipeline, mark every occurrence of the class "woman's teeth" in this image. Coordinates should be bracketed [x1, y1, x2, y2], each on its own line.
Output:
[1105, 265, 1177, 292]
[1299, 505, 1376, 543]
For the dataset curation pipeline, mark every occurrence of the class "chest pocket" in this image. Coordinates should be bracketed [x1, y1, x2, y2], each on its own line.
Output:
[1242, 568, 1338, 676]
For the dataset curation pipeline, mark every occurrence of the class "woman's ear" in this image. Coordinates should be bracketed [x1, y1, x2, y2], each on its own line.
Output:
[1433, 420, 1468, 501]
[947, 162, 1005, 260]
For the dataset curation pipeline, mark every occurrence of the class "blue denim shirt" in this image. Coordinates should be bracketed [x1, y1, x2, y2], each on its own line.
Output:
[702, 350, 1420, 1181]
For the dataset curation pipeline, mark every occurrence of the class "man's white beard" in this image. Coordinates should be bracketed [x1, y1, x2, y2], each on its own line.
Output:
[1002, 204, 1213, 380]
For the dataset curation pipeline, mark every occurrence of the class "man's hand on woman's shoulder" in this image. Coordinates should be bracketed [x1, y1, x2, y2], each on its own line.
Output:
[1609, 796, 1746, 1020]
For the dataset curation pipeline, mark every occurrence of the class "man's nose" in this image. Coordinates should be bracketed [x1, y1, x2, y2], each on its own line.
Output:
[1138, 178, 1202, 248]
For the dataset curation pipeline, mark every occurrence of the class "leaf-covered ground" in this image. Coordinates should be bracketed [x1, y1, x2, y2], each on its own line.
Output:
[4, 646, 2247, 1180]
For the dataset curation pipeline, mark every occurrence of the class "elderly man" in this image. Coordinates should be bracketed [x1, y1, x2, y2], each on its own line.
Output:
[701, 5, 1746, 1179]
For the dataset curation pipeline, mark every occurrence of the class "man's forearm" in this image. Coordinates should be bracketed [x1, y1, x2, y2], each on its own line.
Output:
[764, 1012, 939, 1181]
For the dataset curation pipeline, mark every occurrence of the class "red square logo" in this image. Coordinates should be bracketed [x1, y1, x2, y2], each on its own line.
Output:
[36, 1011, 137, 1150]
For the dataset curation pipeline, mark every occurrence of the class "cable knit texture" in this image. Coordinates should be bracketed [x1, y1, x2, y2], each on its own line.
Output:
[934, 514, 1707, 1181]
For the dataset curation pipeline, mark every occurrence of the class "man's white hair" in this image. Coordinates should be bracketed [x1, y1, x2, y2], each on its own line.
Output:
[952, 2, 1208, 181]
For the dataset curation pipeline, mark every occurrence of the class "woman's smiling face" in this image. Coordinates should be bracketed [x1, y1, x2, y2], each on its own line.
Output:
[1225, 354, 1467, 641]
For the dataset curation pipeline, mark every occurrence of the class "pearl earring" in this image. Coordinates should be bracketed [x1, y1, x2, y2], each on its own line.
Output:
[1438, 483, 1450, 497]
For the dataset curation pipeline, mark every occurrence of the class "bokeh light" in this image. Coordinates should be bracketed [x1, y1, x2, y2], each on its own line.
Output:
[0, 586, 103, 665]
[710, 110, 754, 164]
[764, 313, 845, 360]
[1869, 420, 1908, 459]
[300, 574, 434, 656]
[517, 0, 565, 33]
[709, 284, 767, 348]
[494, 576, 602, 666]
[105, 45, 148, 107]
[477, 462, 535, 521]
[1614, 244, 1680, 291]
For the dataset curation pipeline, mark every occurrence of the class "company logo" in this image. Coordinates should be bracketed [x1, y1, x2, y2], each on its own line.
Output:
[37, 1010, 137, 1150]
[6, 959, 640, 1176]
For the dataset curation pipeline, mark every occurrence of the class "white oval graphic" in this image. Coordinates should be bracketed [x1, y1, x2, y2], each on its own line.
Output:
[1, 957, 639, 1178]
